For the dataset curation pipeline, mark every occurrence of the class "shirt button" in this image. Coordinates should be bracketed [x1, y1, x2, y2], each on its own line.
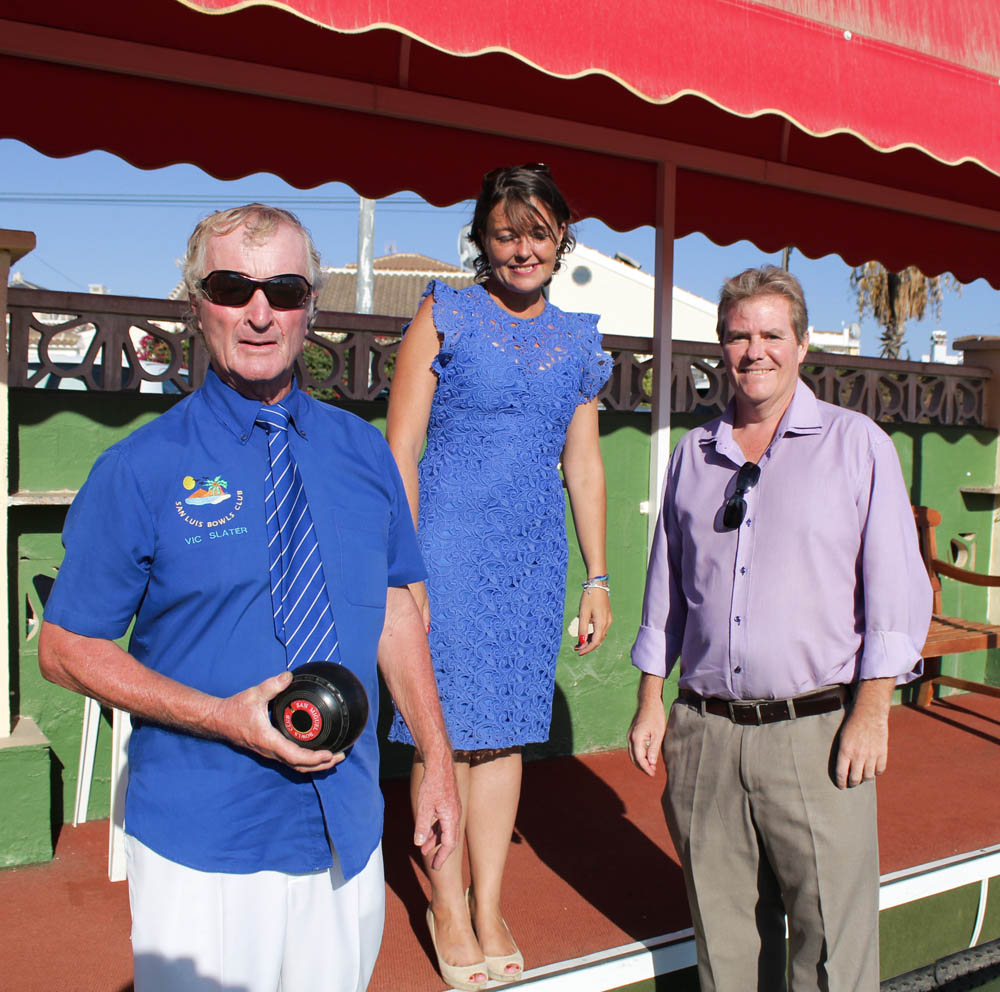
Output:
[734, 616, 741, 625]
[740, 566, 747, 575]
[745, 518, 752, 526]
[240, 433, 248, 441]
[734, 666, 742, 674]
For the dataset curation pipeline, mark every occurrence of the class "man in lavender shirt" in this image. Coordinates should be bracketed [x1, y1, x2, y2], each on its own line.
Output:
[627, 266, 931, 991]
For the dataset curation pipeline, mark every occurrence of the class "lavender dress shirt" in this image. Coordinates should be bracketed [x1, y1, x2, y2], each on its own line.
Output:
[631, 381, 932, 701]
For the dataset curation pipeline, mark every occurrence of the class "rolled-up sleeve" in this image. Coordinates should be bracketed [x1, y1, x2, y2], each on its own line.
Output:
[857, 436, 932, 684]
[631, 460, 686, 678]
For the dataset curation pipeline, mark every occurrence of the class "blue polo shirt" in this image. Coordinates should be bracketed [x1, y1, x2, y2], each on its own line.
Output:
[44, 370, 425, 878]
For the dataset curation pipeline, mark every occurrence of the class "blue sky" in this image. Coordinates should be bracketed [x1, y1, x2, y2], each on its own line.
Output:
[3, 138, 997, 357]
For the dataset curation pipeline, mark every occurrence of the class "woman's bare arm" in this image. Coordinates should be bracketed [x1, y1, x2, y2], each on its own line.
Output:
[562, 399, 612, 654]
[385, 294, 441, 626]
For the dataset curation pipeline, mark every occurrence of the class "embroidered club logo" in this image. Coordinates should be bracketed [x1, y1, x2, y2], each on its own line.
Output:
[175, 473, 245, 534]
[183, 474, 231, 506]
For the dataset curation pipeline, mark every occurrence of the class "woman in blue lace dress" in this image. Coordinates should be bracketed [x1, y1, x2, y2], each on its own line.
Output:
[387, 165, 612, 989]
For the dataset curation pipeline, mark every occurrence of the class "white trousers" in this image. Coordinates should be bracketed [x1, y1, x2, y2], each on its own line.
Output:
[127, 836, 385, 992]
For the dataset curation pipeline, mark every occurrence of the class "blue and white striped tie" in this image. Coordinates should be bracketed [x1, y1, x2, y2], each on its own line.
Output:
[256, 404, 340, 669]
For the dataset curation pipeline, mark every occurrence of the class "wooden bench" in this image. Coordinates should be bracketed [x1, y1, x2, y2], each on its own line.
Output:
[913, 505, 1000, 706]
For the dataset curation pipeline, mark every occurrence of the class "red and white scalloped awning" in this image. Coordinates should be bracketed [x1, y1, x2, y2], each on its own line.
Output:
[4, 0, 1000, 283]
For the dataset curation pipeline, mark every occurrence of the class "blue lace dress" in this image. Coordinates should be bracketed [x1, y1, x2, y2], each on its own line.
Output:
[388, 280, 611, 750]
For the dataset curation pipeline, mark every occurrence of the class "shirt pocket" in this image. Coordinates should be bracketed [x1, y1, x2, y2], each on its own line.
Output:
[335, 509, 390, 607]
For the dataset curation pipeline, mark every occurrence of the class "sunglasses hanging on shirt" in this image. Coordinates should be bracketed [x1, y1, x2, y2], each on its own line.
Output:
[723, 461, 761, 530]
[198, 270, 313, 310]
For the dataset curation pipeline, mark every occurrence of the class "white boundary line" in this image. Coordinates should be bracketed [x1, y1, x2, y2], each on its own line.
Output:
[465, 845, 1000, 991]
[878, 844, 1000, 910]
[474, 930, 696, 991]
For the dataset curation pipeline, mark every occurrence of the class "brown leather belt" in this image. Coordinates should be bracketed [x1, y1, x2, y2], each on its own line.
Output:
[677, 686, 849, 726]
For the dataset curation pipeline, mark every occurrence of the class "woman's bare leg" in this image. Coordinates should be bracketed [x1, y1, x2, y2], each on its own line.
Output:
[411, 752, 486, 980]
[466, 749, 523, 968]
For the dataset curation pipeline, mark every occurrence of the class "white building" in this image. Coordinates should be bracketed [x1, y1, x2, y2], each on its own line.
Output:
[549, 244, 859, 354]
[808, 322, 861, 355]
[922, 329, 962, 365]
[548, 243, 718, 342]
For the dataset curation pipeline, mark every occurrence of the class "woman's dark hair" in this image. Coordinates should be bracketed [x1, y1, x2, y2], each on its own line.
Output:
[468, 164, 576, 282]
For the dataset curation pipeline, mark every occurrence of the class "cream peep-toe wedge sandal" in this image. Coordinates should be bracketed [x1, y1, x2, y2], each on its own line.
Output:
[426, 905, 489, 991]
[467, 888, 524, 983]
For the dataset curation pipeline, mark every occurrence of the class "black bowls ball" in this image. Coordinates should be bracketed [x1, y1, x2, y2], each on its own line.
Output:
[270, 661, 369, 752]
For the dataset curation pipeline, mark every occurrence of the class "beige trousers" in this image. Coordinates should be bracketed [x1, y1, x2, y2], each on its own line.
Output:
[664, 699, 879, 992]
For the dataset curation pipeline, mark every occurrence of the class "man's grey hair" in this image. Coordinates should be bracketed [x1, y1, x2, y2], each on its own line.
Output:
[182, 203, 322, 301]
[716, 265, 809, 345]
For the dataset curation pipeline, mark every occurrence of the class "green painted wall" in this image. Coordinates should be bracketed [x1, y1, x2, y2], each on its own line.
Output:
[5, 392, 1000, 881]
[4, 392, 182, 861]
[889, 424, 1000, 693]
[13, 391, 179, 492]
[379, 410, 654, 773]
[14, 526, 116, 824]
[982, 875, 1000, 945]
[546, 412, 652, 758]
[0, 742, 53, 866]
[879, 884, 983, 980]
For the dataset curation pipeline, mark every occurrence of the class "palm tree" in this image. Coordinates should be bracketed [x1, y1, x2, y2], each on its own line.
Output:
[849, 263, 959, 359]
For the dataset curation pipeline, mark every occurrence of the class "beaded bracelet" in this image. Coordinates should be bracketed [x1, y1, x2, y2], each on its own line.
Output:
[582, 574, 610, 595]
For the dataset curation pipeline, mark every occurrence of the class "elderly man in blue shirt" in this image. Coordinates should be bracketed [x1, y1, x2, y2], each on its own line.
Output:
[39, 203, 460, 992]
[628, 266, 931, 991]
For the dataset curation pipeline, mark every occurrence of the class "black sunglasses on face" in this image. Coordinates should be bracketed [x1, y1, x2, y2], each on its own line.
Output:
[199, 270, 312, 310]
[723, 461, 761, 530]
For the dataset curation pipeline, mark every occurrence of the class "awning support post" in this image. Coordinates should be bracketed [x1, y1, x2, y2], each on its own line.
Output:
[648, 163, 676, 551]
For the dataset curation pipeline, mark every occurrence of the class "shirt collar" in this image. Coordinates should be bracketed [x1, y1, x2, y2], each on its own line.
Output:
[201, 368, 309, 444]
[775, 379, 823, 438]
[699, 379, 823, 454]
